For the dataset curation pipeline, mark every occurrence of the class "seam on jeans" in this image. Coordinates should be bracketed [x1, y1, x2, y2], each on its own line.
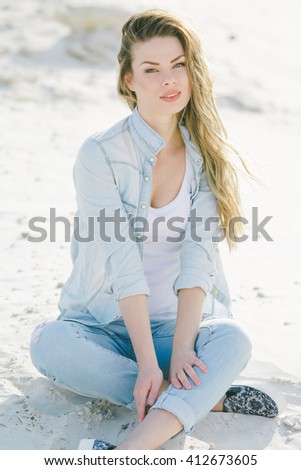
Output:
[199, 324, 213, 333]
[31, 322, 47, 343]
[194, 325, 213, 353]
[52, 377, 106, 399]
[69, 322, 137, 367]
[66, 319, 133, 344]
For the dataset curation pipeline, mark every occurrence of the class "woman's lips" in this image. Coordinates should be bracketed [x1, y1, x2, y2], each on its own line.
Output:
[160, 91, 181, 103]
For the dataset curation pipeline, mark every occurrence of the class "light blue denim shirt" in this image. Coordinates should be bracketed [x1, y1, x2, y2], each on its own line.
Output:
[58, 107, 233, 325]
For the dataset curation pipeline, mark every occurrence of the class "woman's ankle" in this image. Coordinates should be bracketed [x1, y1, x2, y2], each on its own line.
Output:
[211, 394, 226, 412]
[116, 408, 184, 450]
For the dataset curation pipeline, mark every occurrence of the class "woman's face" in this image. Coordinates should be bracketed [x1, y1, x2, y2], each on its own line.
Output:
[125, 36, 191, 118]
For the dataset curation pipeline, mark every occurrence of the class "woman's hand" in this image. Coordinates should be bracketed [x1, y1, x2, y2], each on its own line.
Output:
[134, 366, 164, 423]
[169, 349, 208, 390]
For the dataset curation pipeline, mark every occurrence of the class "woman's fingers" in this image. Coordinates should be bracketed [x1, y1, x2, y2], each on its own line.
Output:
[134, 388, 148, 423]
[170, 374, 182, 389]
[172, 363, 206, 389]
[194, 357, 208, 374]
[147, 380, 161, 406]
[184, 364, 201, 386]
[169, 352, 208, 391]
[176, 370, 192, 390]
[134, 368, 164, 423]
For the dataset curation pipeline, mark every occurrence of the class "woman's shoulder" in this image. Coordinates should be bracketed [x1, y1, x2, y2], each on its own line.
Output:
[75, 113, 132, 169]
[84, 113, 131, 148]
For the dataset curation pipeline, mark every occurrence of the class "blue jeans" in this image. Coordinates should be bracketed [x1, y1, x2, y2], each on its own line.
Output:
[30, 317, 252, 438]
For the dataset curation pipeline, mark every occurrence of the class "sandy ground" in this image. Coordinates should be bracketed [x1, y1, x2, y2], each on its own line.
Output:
[1, 0, 301, 450]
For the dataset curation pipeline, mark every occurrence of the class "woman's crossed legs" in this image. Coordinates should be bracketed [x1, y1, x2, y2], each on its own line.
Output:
[30, 317, 252, 449]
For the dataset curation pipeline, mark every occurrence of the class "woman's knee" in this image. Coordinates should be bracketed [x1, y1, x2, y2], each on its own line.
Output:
[227, 319, 252, 357]
[218, 319, 252, 362]
[198, 318, 253, 363]
[29, 320, 70, 377]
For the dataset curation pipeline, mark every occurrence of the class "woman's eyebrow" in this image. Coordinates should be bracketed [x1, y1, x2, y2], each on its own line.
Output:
[139, 54, 185, 66]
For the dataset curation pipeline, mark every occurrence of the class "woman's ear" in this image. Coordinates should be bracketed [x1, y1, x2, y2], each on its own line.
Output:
[124, 73, 135, 92]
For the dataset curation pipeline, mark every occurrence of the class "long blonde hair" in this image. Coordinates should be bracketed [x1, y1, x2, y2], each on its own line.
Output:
[117, 9, 262, 251]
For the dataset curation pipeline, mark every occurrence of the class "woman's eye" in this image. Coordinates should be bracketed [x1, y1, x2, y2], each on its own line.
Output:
[144, 62, 186, 73]
[173, 62, 186, 68]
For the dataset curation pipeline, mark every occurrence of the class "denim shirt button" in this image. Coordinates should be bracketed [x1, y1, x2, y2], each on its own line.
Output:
[140, 203, 147, 209]
[149, 157, 155, 162]
[213, 289, 218, 295]
[135, 233, 142, 239]
[144, 175, 150, 181]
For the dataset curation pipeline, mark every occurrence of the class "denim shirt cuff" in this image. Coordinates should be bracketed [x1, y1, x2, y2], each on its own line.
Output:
[173, 274, 212, 297]
[114, 280, 151, 302]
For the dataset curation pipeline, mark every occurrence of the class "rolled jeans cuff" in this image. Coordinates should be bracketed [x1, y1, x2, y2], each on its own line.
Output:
[148, 392, 196, 435]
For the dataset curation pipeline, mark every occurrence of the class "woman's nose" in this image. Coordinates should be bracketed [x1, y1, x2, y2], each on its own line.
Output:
[161, 74, 176, 87]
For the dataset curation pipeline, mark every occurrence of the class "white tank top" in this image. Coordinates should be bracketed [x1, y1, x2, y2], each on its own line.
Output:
[142, 151, 193, 321]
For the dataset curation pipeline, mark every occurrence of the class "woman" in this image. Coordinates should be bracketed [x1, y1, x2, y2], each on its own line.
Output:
[30, 10, 278, 450]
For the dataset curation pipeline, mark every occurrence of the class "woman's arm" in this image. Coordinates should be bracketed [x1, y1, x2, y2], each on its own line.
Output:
[173, 287, 205, 349]
[169, 166, 222, 388]
[74, 138, 151, 303]
[119, 294, 158, 368]
[169, 287, 208, 389]
[173, 168, 221, 299]
[119, 294, 163, 422]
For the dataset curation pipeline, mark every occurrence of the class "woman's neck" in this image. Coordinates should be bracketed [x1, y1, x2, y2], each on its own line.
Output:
[138, 108, 183, 153]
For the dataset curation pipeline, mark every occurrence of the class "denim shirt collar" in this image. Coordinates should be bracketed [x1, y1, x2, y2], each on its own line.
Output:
[128, 106, 203, 168]
[129, 106, 165, 160]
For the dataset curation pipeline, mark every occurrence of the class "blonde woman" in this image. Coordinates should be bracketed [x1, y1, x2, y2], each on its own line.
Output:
[30, 10, 278, 450]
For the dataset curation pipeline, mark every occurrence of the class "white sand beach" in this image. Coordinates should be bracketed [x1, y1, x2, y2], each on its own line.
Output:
[0, 0, 300, 451]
